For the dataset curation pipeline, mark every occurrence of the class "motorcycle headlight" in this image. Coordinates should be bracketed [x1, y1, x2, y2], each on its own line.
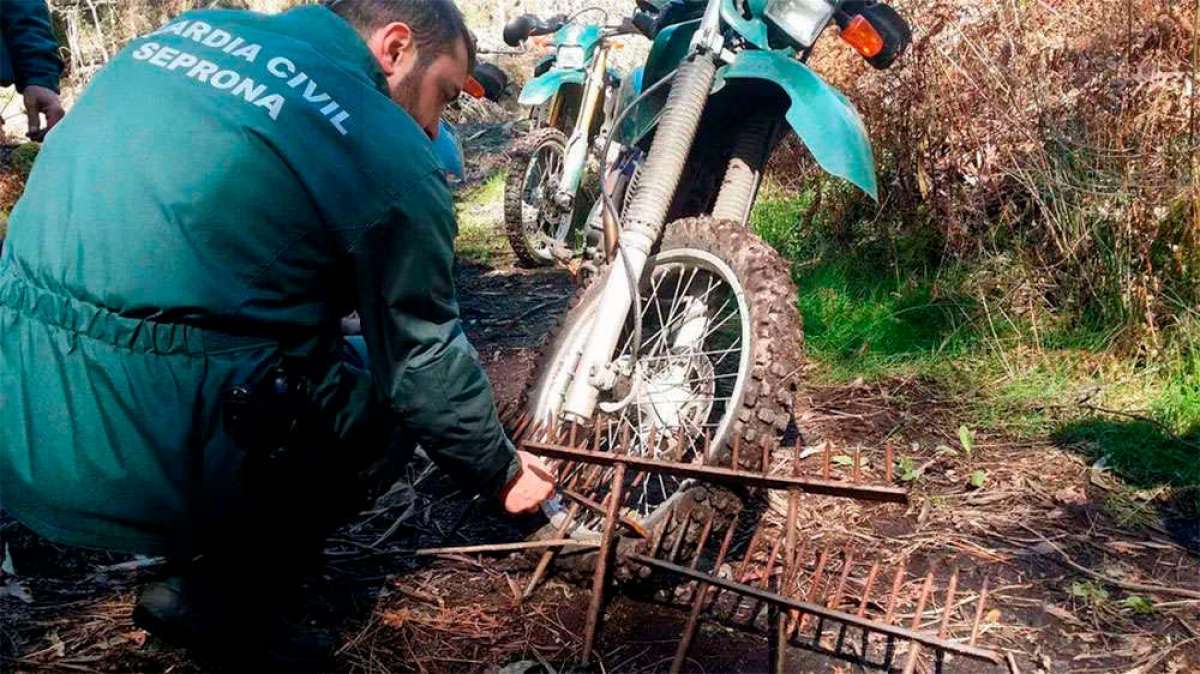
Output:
[555, 45, 586, 70]
[764, 0, 837, 48]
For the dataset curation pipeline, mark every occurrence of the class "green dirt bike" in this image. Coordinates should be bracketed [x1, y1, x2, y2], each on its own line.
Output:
[521, 0, 911, 538]
[501, 10, 638, 267]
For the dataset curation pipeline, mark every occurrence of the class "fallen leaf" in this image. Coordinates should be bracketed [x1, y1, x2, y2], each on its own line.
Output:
[1042, 603, 1084, 626]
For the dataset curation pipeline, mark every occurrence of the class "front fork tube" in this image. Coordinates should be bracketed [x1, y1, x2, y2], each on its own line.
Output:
[551, 48, 610, 241]
[561, 53, 721, 424]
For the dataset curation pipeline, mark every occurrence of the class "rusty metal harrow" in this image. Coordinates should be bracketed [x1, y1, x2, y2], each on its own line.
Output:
[496, 402, 1003, 672]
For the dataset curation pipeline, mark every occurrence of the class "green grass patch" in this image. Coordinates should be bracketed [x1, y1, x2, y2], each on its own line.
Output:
[750, 180, 1200, 506]
[454, 171, 509, 265]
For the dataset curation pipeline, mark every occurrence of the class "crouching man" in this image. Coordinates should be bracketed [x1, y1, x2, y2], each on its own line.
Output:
[0, 0, 553, 664]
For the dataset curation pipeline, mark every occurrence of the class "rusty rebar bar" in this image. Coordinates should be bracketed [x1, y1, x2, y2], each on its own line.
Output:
[581, 438, 628, 662]
[522, 441, 909, 504]
[885, 444, 894, 483]
[627, 554, 1003, 664]
[668, 510, 693, 564]
[901, 570, 937, 674]
[670, 512, 740, 674]
[939, 568, 959, 639]
[797, 547, 831, 636]
[830, 551, 856, 611]
[512, 412, 531, 440]
[856, 562, 881, 619]
[415, 539, 599, 556]
[560, 488, 649, 538]
[884, 562, 908, 625]
[689, 513, 715, 570]
[970, 578, 990, 647]
[522, 503, 582, 600]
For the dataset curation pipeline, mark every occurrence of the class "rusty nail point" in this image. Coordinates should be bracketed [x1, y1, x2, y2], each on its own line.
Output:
[970, 578, 990, 647]
[939, 567, 960, 639]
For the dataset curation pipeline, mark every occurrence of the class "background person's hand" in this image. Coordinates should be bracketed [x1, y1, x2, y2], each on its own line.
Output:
[499, 450, 556, 514]
[23, 85, 64, 141]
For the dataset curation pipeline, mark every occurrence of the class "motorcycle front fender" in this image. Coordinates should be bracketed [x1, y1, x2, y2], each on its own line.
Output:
[717, 51, 878, 200]
[519, 68, 587, 107]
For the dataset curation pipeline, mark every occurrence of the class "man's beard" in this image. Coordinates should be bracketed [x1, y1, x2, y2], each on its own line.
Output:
[392, 65, 426, 119]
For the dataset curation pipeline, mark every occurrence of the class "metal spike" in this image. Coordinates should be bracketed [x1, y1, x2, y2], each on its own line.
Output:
[497, 401, 514, 424]
[939, 568, 960, 639]
[797, 547, 831, 635]
[581, 431, 629, 663]
[689, 513, 716, 570]
[901, 570, 936, 674]
[522, 502, 581, 600]
[969, 578, 990, 647]
[670, 512, 741, 674]
[667, 510, 693, 564]
[781, 540, 809, 637]
[569, 421, 579, 448]
[884, 562, 908, 625]
[524, 420, 544, 444]
[760, 533, 785, 590]
[512, 412, 531, 441]
[885, 444, 895, 483]
[910, 570, 935, 630]
[829, 551, 856, 611]
[701, 428, 712, 464]
[649, 518, 669, 559]
[706, 511, 742, 612]
[761, 441, 771, 476]
[735, 525, 767, 583]
[823, 443, 832, 480]
[856, 562, 881, 619]
[853, 447, 862, 483]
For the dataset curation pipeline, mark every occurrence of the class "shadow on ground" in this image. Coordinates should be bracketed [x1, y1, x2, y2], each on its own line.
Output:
[1054, 416, 1200, 552]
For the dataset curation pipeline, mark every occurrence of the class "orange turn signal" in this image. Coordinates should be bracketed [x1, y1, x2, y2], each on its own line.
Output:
[464, 76, 486, 99]
[841, 15, 885, 58]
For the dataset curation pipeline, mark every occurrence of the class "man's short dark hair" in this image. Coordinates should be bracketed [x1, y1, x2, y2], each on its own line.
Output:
[326, 0, 476, 71]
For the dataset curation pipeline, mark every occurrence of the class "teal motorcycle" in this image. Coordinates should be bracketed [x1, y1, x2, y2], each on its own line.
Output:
[522, 0, 911, 534]
[501, 10, 634, 267]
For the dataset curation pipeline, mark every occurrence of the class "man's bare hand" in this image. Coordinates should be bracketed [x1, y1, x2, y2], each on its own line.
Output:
[500, 450, 556, 514]
[23, 85, 65, 141]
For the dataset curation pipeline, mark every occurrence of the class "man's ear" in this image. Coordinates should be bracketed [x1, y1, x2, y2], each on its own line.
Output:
[369, 22, 416, 76]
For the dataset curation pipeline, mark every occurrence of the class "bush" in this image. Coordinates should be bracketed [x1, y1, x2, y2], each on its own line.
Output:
[770, 0, 1197, 351]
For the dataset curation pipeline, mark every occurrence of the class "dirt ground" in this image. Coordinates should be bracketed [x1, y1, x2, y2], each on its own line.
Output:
[2, 118, 1199, 674]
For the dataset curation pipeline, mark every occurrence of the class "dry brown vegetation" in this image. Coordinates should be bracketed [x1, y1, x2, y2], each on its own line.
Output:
[801, 0, 1198, 347]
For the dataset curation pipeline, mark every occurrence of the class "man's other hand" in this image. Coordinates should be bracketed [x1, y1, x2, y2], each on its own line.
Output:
[500, 451, 556, 514]
[23, 85, 64, 141]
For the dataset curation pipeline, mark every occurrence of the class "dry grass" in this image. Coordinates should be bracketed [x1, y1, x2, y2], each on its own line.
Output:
[783, 0, 1199, 348]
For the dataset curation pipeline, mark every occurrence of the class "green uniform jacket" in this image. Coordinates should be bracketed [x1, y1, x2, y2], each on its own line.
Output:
[0, 6, 517, 555]
[0, 0, 63, 92]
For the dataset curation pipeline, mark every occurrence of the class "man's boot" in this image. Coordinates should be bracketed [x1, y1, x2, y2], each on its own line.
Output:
[133, 559, 333, 671]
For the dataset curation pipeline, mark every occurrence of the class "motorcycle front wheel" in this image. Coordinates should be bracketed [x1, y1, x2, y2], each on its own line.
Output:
[521, 216, 804, 540]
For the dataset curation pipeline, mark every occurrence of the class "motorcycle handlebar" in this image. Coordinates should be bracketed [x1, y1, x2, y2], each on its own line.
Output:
[502, 14, 568, 47]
